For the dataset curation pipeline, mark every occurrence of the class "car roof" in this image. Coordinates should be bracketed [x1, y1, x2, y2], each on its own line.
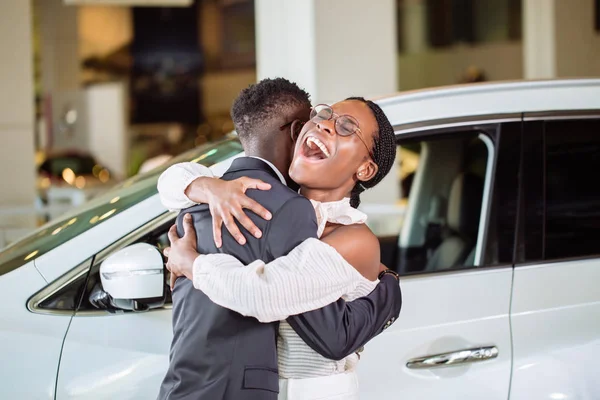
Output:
[374, 78, 600, 127]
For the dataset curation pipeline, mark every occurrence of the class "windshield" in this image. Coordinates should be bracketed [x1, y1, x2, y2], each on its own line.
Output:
[0, 137, 243, 276]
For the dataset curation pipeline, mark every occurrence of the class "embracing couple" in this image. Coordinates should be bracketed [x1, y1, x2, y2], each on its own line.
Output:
[156, 78, 402, 400]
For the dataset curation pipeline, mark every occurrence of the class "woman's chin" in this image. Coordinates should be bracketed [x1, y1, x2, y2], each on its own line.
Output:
[290, 158, 319, 185]
[288, 168, 307, 186]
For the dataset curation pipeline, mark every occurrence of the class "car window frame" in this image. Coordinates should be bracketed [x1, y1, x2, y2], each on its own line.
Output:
[483, 121, 522, 267]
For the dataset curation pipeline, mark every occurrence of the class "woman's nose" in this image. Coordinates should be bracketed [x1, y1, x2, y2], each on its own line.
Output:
[316, 119, 335, 136]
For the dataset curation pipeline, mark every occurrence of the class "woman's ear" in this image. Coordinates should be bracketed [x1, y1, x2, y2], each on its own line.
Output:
[356, 160, 378, 182]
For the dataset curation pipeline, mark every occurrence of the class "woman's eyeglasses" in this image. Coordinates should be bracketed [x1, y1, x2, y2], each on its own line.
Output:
[310, 104, 374, 159]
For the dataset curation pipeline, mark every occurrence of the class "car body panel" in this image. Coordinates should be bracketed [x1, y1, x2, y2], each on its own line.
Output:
[359, 267, 513, 399]
[0, 262, 76, 400]
[56, 310, 172, 400]
[34, 196, 165, 284]
[510, 259, 600, 400]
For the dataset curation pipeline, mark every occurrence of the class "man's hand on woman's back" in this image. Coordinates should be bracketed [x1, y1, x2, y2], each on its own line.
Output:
[164, 214, 199, 289]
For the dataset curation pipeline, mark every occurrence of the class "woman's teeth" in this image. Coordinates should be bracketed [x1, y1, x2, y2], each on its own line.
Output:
[306, 136, 330, 158]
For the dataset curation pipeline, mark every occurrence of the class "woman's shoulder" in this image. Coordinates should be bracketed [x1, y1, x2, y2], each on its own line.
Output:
[336, 223, 379, 244]
[325, 223, 380, 280]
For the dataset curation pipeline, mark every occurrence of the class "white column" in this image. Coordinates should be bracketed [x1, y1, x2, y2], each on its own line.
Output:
[523, 0, 557, 79]
[36, 0, 87, 151]
[255, 0, 397, 105]
[0, 0, 37, 230]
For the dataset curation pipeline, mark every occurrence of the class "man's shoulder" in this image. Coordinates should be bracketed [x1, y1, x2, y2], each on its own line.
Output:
[177, 202, 208, 218]
[248, 184, 312, 221]
[222, 168, 307, 212]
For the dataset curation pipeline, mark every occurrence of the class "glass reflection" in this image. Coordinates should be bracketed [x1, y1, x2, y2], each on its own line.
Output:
[24, 250, 39, 261]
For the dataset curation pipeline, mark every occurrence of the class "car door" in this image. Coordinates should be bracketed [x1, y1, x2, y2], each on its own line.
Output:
[54, 149, 243, 400]
[0, 260, 80, 400]
[53, 212, 175, 400]
[509, 115, 600, 400]
[358, 121, 521, 399]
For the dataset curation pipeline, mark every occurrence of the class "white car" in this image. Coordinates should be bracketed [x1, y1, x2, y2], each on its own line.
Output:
[1, 79, 599, 400]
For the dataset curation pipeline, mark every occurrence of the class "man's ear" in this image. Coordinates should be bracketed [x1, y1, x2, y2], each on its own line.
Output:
[356, 160, 378, 182]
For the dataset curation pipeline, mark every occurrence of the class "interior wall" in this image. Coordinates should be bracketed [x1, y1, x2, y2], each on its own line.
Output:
[555, 0, 600, 77]
[86, 82, 128, 180]
[200, 70, 255, 118]
[314, 0, 398, 104]
[198, 0, 256, 119]
[398, 41, 523, 91]
[0, 0, 36, 229]
[199, 0, 222, 70]
[79, 6, 133, 60]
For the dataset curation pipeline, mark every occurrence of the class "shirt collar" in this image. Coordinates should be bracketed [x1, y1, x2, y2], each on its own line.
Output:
[309, 197, 368, 238]
[248, 156, 286, 185]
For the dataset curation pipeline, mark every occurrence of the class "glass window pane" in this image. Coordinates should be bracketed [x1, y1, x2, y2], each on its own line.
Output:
[544, 120, 600, 260]
[38, 273, 87, 311]
[368, 131, 492, 274]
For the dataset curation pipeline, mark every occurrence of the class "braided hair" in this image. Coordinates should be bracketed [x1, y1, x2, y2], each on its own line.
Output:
[345, 97, 396, 208]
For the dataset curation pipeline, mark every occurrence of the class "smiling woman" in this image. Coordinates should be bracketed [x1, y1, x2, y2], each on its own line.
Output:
[0, 138, 243, 276]
[291, 98, 396, 210]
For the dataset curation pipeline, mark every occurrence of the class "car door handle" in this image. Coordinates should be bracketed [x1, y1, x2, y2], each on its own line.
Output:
[406, 346, 499, 369]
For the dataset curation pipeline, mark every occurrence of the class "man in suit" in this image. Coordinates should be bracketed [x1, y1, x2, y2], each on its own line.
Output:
[157, 78, 401, 400]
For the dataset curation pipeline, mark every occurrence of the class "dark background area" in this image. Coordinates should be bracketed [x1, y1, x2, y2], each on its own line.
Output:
[131, 2, 203, 125]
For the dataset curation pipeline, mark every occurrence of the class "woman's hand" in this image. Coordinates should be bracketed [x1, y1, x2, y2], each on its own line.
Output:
[164, 214, 201, 289]
[378, 263, 388, 274]
[185, 176, 272, 247]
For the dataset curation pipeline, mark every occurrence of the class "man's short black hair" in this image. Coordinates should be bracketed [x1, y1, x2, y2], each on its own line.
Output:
[231, 78, 311, 143]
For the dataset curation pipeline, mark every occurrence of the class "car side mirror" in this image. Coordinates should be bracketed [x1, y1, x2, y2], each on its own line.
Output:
[100, 243, 166, 312]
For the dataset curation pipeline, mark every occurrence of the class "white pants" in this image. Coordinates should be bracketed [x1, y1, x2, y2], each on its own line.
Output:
[278, 371, 359, 400]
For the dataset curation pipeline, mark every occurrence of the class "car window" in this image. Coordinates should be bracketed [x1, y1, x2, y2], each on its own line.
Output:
[367, 130, 493, 275]
[37, 262, 91, 312]
[544, 119, 600, 260]
[521, 118, 600, 262]
[0, 137, 243, 277]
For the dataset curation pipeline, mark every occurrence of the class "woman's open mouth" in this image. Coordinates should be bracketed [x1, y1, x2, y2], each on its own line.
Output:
[300, 135, 331, 160]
